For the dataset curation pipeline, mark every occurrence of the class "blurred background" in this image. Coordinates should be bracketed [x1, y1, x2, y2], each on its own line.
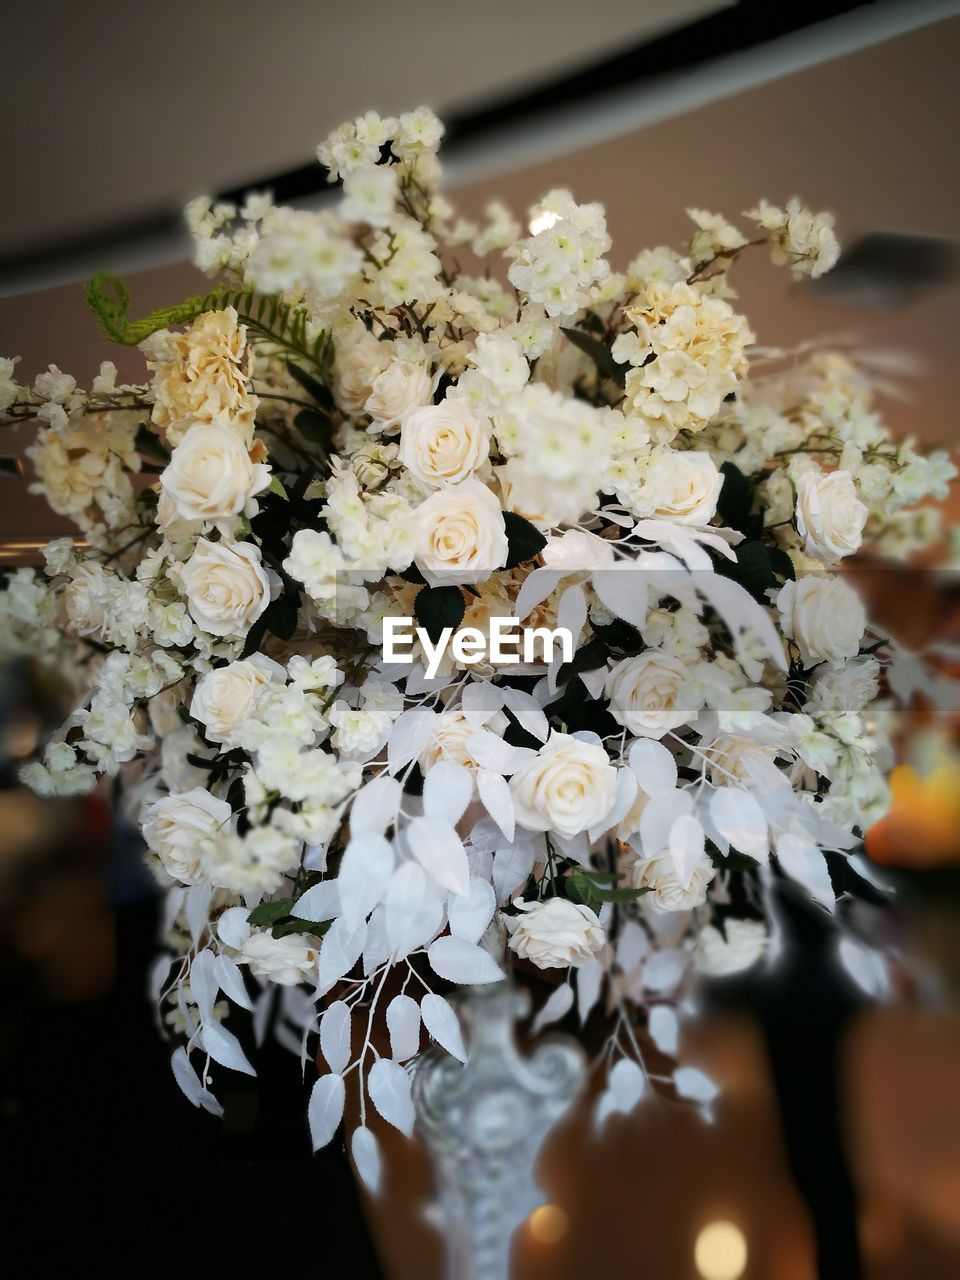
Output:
[3, 3, 960, 1275]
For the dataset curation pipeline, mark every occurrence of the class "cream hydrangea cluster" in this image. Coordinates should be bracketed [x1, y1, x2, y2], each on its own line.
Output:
[2, 106, 954, 1173]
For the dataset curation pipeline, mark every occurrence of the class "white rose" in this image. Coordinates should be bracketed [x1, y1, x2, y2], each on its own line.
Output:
[160, 420, 271, 522]
[399, 399, 490, 489]
[777, 575, 866, 669]
[415, 479, 508, 586]
[365, 358, 434, 428]
[190, 653, 284, 744]
[510, 731, 618, 838]
[333, 332, 391, 414]
[237, 928, 320, 985]
[795, 470, 868, 562]
[629, 847, 716, 912]
[142, 787, 232, 885]
[696, 918, 768, 976]
[419, 706, 509, 773]
[605, 650, 698, 737]
[640, 451, 723, 524]
[63, 562, 108, 637]
[507, 896, 605, 969]
[808, 656, 880, 715]
[180, 538, 271, 638]
[160, 727, 212, 794]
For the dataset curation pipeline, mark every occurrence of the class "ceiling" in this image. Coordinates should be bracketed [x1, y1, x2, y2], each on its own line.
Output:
[3, 0, 725, 258]
[2, 6, 959, 548]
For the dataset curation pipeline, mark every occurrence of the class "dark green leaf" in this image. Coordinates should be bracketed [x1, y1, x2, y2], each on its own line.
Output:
[560, 326, 626, 387]
[414, 585, 465, 644]
[272, 917, 332, 939]
[134, 424, 170, 463]
[717, 461, 754, 532]
[294, 408, 334, 448]
[248, 898, 294, 926]
[503, 511, 547, 568]
[286, 360, 334, 411]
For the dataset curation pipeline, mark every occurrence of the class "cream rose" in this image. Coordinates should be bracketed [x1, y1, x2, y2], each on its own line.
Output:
[365, 358, 434, 428]
[237, 929, 320, 985]
[605, 650, 696, 737]
[777, 575, 866, 669]
[189, 653, 283, 744]
[419, 706, 510, 772]
[641, 450, 723, 524]
[629, 847, 716, 912]
[795, 469, 868, 562]
[180, 538, 271, 638]
[415, 479, 508, 586]
[63, 562, 109, 637]
[160, 420, 271, 522]
[507, 897, 605, 969]
[142, 786, 232, 884]
[148, 307, 257, 445]
[510, 731, 618, 837]
[333, 332, 391, 414]
[399, 399, 490, 489]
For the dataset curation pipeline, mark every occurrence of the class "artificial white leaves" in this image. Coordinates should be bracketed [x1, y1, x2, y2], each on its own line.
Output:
[367, 1059, 415, 1138]
[427, 935, 504, 985]
[309, 1073, 346, 1151]
[420, 994, 467, 1063]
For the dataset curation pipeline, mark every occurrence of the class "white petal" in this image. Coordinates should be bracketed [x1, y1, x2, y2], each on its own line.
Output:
[476, 768, 515, 842]
[386, 994, 421, 1062]
[214, 953, 253, 1012]
[776, 832, 834, 911]
[318, 917, 367, 992]
[628, 738, 678, 795]
[420, 993, 467, 1063]
[461, 680, 505, 726]
[674, 1066, 718, 1103]
[216, 905, 251, 949]
[351, 1125, 382, 1194]
[643, 949, 689, 992]
[448, 876, 496, 944]
[592, 568, 648, 628]
[387, 706, 436, 775]
[501, 686, 549, 742]
[351, 776, 401, 837]
[532, 983, 574, 1034]
[668, 813, 706, 890]
[423, 760, 473, 826]
[648, 1005, 679, 1056]
[609, 1057, 646, 1111]
[338, 834, 395, 930]
[189, 948, 219, 1025]
[710, 787, 769, 862]
[576, 958, 604, 1024]
[367, 1058, 415, 1138]
[408, 816, 470, 896]
[492, 839, 536, 904]
[201, 1022, 256, 1076]
[308, 1072, 345, 1150]
[427, 935, 504, 985]
[320, 1000, 352, 1074]
[292, 879, 341, 923]
[639, 789, 694, 859]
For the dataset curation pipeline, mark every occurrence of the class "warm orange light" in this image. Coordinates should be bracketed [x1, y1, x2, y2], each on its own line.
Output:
[527, 1204, 568, 1245]
[866, 760, 960, 867]
[694, 1221, 748, 1280]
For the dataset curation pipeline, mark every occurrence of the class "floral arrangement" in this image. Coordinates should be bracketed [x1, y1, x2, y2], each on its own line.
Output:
[2, 107, 955, 1191]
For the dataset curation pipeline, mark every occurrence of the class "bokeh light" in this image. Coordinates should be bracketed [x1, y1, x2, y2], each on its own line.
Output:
[694, 1220, 748, 1280]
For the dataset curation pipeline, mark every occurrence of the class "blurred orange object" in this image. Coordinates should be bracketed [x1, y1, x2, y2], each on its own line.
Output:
[866, 760, 960, 868]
